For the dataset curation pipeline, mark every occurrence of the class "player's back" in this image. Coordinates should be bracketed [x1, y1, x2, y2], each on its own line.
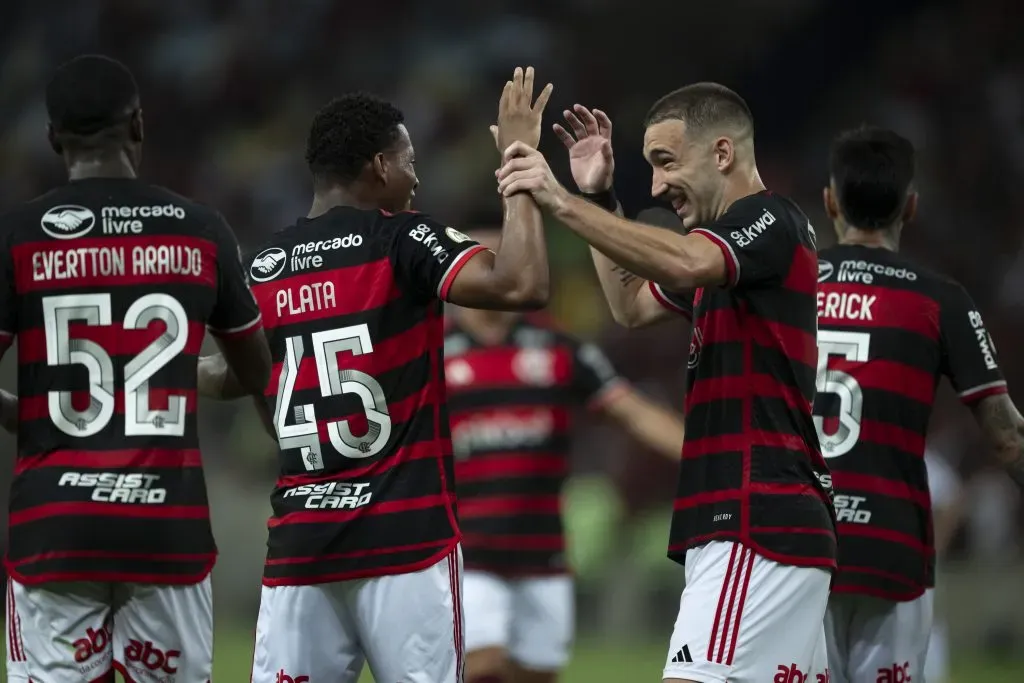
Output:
[814, 244, 1005, 599]
[0, 177, 257, 585]
[248, 206, 478, 585]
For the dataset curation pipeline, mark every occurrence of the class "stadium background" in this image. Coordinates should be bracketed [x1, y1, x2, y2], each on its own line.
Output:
[0, 0, 1023, 680]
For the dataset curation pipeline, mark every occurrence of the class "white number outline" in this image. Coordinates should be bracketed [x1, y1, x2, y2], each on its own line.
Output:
[44, 293, 189, 437]
[814, 329, 871, 458]
[273, 323, 393, 472]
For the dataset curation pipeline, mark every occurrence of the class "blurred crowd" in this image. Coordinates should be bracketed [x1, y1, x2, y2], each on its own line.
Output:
[0, 0, 1022, 562]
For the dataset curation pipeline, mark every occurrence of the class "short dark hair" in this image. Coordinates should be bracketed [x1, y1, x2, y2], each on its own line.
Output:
[644, 82, 754, 138]
[305, 93, 405, 184]
[46, 55, 139, 137]
[829, 126, 916, 230]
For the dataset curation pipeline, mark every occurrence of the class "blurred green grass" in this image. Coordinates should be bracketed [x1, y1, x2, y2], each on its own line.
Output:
[6, 620, 1012, 683]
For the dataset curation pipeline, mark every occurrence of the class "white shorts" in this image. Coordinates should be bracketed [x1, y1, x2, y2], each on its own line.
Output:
[4, 576, 212, 683]
[252, 545, 464, 683]
[924, 619, 948, 683]
[664, 541, 831, 683]
[824, 590, 933, 683]
[463, 570, 574, 671]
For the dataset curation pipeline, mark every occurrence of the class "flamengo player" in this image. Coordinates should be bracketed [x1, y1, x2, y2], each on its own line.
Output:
[494, 84, 836, 683]
[197, 67, 552, 683]
[814, 126, 1024, 683]
[0, 55, 271, 683]
[447, 228, 686, 683]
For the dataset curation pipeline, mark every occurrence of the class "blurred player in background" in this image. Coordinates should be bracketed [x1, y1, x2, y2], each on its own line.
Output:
[198, 67, 552, 683]
[446, 225, 686, 683]
[0, 55, 271, 683]
[923, 448, 964, 683]
[494, 83, 836, 683]
[813, 125, 1024, 683]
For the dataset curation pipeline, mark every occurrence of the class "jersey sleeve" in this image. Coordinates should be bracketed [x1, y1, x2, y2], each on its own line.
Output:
[690, 194, 797, 289]
[647, 281, 694, 319]
[388, 214, 489, 302]
[207, 212, 263, 339]
[938, 282, 1007, 405]
[570, 338, 628, 410]
[0, 229, 16, 342]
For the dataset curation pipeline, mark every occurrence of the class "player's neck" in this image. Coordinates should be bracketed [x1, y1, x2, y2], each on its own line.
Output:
[720, 166, 767, 217]
[66, 151, 136, 181]
[456, 308, 518, 345]
[839, 225, 900, 251]
[308, 187, 378, 219]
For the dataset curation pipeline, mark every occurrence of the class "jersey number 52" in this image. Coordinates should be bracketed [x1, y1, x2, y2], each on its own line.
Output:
[814, 329, 871, 458]
[274, 323, 393, 472]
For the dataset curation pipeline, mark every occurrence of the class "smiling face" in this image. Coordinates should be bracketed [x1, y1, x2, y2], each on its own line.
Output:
[377, 123, 419, 212]
[643, 118, 733, 230]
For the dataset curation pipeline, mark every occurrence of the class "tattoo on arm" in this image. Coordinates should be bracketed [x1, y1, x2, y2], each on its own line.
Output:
[611, 265, 638, 286]
[974, 395, 1024, 489]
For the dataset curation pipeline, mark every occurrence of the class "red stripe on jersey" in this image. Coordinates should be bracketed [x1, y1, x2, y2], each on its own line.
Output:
[837, 523, 929, 553]
[265, 538, 450, 565]
[458, 495, 560, 518]
[9, 502, 209, 526]
[672, 483, 821, 510]
[699, 307, 816, 368]
[14, 448, 202, 475]
[275, 438, 444, 489]
[831, 471, 930, 506]
[460, 533, 564, 551]
[445, 346, 573, 390]
[829, 358, 935, 405]
[19, 390, 198, 423]
[456, 452, 568, 481]
[781, 245, 818, 296]
[682, 431, 810, 459]
[440, 245, 489, 301]
[268, 493, 448, 527]
[18, 321, 207, 364]
[817, 283, 940, 340]
[252, 258, 401, 330]
[13, 235, 218, 293]
[265, 318, 434, 396]
[960, 381, 1008, 405]
[648, 281, 693, 318]
[687, 374, 808, 411]
[858, 419, 926, 457]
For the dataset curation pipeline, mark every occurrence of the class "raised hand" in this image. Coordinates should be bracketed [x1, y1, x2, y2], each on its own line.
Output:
[493, 66, 554, 153]
[495, 141, 567, 210]
[553, 105, 615, 193]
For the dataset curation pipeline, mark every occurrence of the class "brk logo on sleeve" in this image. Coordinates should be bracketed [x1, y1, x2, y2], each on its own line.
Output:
[968, 309, 998, 370]
[729, 208, 776, 248]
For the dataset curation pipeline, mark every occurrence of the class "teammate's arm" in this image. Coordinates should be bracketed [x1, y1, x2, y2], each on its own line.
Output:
[570, 340, 685, 461]
[938, 285, 1024, 489]
[204, 215, 272, 400]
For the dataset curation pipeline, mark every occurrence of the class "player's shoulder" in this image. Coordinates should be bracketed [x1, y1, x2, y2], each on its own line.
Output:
[817, 244, 960, 298]
[713, 190, 815, 243]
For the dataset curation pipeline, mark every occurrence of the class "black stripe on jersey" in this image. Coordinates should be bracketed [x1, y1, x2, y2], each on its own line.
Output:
[833, 537, 932, 599]
[463, 548, 567, 574]
[447, 386, 579, 412]
[752, 397, 815, 438]
[461, 512, 564, 537]
[9, 469, 209, 512]
[677, 451, 743, 493]
[11, 556, 213, 584]
[15, 416, 200, 455]
[457, 474, 564, 499]
[752, 345, 817, 393]
[689, 341, 745, 378]
[685, 399, 744, 436]
[835, 325, 943, 375]
[671, 499, 743, 541]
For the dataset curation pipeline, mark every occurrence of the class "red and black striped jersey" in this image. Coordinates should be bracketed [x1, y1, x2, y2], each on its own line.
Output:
[249, 206, 487, 586]
[0, 178, 262, 585]
[814, 244, 1006, 600]
[649, 192, 837, 570]
[445, 314, 625, 575]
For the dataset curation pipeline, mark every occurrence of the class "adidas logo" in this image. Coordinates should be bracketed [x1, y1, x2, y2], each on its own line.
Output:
[671, 644, 693, 664]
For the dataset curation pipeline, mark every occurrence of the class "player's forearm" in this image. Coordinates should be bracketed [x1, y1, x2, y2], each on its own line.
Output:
[197, 354, 248, 401]
[0, 389, 18, 434]
[586, 201, 649, 326]
[606, 390, 685, 461]
[973, 394, 1024, 489]
[552, 194, 710, 290]
[492, 193, 549, 308]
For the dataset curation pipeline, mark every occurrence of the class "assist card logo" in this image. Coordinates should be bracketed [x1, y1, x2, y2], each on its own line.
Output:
[40, 205, 96, 240]
[250, 247, 287, 282]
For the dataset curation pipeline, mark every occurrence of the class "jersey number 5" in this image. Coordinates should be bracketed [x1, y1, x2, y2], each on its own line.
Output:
[43, 293, 189, 438]
[814, 329, 871, 458]
[273, 323, 393, 472]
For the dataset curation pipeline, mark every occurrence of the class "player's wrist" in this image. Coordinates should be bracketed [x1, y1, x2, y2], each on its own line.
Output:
[581, 186, 618, 212]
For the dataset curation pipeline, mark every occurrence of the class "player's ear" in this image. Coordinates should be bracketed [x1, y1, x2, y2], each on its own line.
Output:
[823, 185, 839, 220]
[47, 123, 62, 155]
[902, 192, 918, 224]
[130, 108, 144, 144]
[713, 137, 734, 172]
[372, 152, 389, 185]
